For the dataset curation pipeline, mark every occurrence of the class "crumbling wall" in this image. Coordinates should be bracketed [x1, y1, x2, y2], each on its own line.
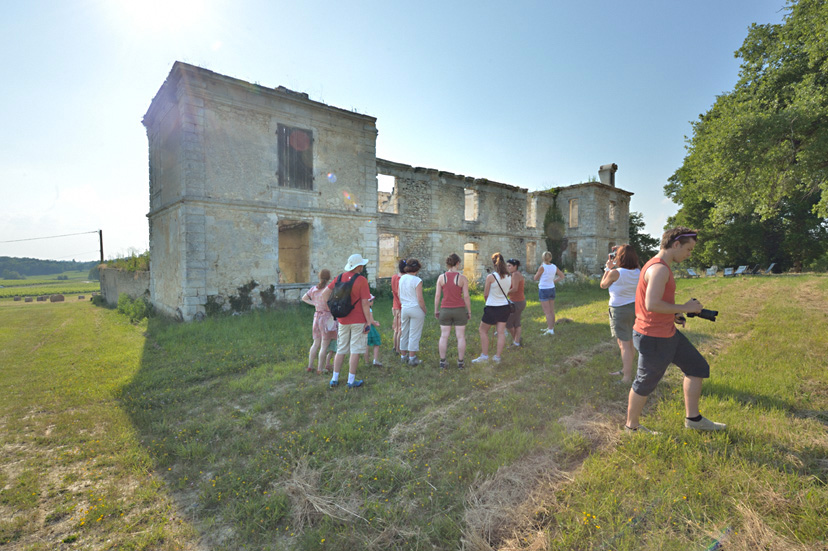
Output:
[100, 267, 150, 306]
[144, 62, 378, 320]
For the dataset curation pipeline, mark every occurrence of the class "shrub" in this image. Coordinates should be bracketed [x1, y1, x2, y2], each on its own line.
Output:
[106, 251, 149, 273]
[228, 280, 258, 313]
[260, 284, 277, 309]
[57, 275, 68, 280]
[117, 293, 154, 322]
[205, 295, 225, 317]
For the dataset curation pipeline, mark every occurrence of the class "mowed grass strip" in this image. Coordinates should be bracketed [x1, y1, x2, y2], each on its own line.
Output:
[1, 275, 826, 550]
[0, 300, 197, 550]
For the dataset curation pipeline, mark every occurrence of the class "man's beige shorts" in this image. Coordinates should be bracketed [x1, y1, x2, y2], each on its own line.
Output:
[336, 322, 368, 355]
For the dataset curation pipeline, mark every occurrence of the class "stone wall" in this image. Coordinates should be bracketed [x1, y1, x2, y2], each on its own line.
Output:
[100, 268, 150, 306]
[144, 62, 379, 320]
[144, 62, 633, 320]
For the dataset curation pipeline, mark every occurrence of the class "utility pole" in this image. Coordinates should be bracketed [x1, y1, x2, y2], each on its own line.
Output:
[99, 230, 104, 263]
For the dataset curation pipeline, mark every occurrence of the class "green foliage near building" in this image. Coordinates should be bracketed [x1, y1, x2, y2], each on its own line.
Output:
[543, 188, 567, 266]
[667, 0, 828, 271]
[628, 211, 660, 261]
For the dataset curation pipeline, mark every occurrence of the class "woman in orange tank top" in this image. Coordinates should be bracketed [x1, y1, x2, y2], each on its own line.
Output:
[505, 258, 526, 346]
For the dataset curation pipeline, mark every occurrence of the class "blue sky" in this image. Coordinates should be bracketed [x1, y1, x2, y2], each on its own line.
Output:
[0, 0, 788, 261]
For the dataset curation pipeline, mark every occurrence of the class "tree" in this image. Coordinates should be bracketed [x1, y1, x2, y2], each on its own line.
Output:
[628, 212, 660, 261]
[667, 0, 828, 271]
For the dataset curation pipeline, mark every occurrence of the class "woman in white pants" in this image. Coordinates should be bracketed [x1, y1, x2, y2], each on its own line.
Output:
[399, 258, 427, 366]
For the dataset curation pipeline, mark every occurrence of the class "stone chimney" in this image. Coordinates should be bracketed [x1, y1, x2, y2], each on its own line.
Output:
[599, 163, 618, 187]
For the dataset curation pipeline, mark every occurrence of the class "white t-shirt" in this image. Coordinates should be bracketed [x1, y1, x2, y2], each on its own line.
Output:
[399, 273, 422, 309]
[538, 263, 558, 289]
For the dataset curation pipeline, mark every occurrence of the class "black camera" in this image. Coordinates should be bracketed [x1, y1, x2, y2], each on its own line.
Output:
[609, 251, 617, 259]
[686, 299, 718, 322]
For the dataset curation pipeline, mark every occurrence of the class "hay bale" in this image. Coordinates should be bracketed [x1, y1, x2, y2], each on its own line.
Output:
[13, 296, 21, 301]
[78, 296, 85, 300]
[37, 296, 47, 302]
[49, 294, 65, 302]
[24, 297, 33, 302]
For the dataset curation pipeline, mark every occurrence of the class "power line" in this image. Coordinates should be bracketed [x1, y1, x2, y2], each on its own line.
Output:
[51, 250, 102, 260]
[0, 230, 99, 244]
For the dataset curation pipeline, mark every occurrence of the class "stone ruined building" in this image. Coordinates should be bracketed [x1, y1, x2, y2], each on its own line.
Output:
[143, 62, 632, 320]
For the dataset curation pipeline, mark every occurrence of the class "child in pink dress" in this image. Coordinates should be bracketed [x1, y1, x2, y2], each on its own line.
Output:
[301, 269, 338, 374]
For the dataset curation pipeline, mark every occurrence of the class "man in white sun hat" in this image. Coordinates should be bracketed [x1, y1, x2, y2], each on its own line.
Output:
[321, 253, 379, 389]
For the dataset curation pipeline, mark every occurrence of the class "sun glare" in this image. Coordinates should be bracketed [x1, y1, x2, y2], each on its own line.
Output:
[116, 0, 206, 33]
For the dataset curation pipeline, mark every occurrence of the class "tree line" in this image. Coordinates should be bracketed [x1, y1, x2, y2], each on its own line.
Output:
[0, 256, 99, 278]
[667, 0, 828, 272]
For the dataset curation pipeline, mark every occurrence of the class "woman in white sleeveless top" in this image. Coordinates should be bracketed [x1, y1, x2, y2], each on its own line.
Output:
[599, 244, 642, 383]
[533, 251, 565, 335]
[472, 253, 513, 364]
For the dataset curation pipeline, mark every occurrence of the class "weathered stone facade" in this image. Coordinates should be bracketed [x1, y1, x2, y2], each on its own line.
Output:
[143, 62, 632, 320]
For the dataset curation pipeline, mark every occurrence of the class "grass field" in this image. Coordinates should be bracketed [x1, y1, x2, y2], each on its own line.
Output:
[0, 271, 100, 299]
[1, 275, 826, 550]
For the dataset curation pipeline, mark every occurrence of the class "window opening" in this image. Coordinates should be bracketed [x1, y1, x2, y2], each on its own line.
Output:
[377, 174, 398, 214]
[569, 199, 579, 228]
[463, 242, 479, 282]
[464, 189, 479, 221]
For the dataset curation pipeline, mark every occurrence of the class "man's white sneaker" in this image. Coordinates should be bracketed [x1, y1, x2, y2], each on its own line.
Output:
[471, 355, 489, 364]
[543, 329, 555, 335]
[492, 356, 501, 363]
[685, 416, 726, 431]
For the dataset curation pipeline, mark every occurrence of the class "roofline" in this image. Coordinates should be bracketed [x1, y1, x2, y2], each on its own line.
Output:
[143, 61, 377, 127]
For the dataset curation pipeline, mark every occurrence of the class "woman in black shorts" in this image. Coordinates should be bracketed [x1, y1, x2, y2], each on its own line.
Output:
[472, 253, 513, 365]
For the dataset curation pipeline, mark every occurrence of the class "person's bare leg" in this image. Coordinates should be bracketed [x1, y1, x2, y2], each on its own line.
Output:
[619, 339, 635, 383]
[439, 325, 451, 359]
[317, 337, 331, 372]
[333, 352, 345, 374]
[308, 337, 321, 370]
[626, 388, 649, 428]
[683, 376, 703, 418]
[495, 322, 507, 358]
[478, 322, 490, 357]
[455, 326, 466, 360]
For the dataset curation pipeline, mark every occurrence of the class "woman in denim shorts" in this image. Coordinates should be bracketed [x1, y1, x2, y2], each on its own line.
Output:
[533, 251, 565, 335]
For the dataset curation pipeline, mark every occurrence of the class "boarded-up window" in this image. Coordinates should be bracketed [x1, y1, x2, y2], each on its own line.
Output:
[277, 124, 313, 190]
[378, 234, 399, 277]
[569, 199, 579, 228]
[278, 220, 310, 283]
[608, 201, 617, 229]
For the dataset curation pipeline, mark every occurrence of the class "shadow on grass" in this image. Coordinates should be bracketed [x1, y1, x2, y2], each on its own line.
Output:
[115, 288, 628, 550]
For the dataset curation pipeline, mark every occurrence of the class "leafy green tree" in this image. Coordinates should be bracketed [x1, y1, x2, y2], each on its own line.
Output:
[2, 269, 24, 280]
[627, 211, 660, 261]
[667, 0, 828, 271]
